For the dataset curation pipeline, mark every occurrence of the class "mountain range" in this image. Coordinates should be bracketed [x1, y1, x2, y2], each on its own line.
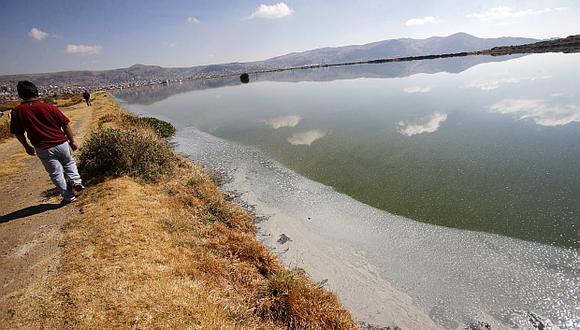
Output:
[0, 33, 538, 87]
[262, 32, 536, 67]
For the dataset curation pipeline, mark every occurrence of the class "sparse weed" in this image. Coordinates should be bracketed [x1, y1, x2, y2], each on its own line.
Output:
[202, 214, 219, 225]
[208, 170, 229, 186]
[160, 218, 188, 233]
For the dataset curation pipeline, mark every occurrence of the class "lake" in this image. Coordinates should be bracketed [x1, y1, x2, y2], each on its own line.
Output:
[116, 53, 579, 248]
[114, 53, 579, 329]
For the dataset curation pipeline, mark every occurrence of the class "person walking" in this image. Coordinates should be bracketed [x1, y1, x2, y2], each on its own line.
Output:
[10, 81, 84, 203]
[82, 90, 91, 106]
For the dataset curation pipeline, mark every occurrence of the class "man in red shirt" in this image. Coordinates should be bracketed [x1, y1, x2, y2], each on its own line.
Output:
[10, 81, 84, 203]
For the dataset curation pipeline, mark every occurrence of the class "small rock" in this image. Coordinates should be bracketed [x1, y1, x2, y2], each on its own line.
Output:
[464, 321, 491, 330]
[277, 234, 292, 244]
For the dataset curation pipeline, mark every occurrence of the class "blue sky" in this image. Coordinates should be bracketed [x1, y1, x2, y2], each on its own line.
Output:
[0, 0, 578, 75]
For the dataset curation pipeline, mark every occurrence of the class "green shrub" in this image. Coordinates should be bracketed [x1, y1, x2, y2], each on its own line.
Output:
[79, 127, 175, 182]
[240, 73, 250, 84]
[140, 117, 176, 139]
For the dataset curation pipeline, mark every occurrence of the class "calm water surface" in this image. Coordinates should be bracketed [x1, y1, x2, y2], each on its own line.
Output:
[115, 53, 580, 248]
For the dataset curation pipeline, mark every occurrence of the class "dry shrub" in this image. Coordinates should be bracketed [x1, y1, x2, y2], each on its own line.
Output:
[0, 101, 19, 112]
[0, 117, 10, 141]
[257, 271, 357, 329]
[0, 101, 18, 142]
[78, 127, 175, 182]
[204, 197, 255, 232]
[209, 230, 280, 276]
[97, 113, 117, 127]
[58, 93, 84, 107]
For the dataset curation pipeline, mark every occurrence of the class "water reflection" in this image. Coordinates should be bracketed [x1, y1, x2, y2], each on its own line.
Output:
[288, 130, 326, 145]
[403, 86, 431, 93]
[398, 113, 448, 136]
[488, 99, 580, 126]
[264, 115, 302, 129]
[114, 55, 524, 106]
[466, 75, 552, 90]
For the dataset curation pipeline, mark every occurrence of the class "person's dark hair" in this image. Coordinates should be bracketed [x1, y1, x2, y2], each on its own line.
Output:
[17, 81, 38, 99]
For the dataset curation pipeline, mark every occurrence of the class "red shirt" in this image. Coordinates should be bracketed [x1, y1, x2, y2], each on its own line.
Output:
[10, 100, 70, 149]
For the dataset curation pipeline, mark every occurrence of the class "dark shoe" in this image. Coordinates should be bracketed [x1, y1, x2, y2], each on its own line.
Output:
[73, 184, 85, 192]
[61, 196, 77, 205]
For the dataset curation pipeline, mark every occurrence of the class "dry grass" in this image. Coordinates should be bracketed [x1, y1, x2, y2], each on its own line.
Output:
[0, 116, 11, 143]
[49, 157, 356, 329]
[0, 101, 17, 142]
[52, 94, 84, 107]
[0, 100, 19, 113]
[0, 151, 28, 179]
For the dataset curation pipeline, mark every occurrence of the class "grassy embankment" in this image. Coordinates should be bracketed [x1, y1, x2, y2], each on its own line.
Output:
[10, 91, 356, 329]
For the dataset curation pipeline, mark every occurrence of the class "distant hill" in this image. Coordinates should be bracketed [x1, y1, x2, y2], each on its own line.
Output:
[262, 33, 537, 67]
[477, 34, 580, 56]
[0, 33, 540, 89]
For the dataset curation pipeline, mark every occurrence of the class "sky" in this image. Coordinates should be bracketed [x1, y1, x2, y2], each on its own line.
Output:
[0, 0, 578, 75]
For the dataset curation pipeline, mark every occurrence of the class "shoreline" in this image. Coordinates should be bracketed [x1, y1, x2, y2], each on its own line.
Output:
[170, 125, 578, 330]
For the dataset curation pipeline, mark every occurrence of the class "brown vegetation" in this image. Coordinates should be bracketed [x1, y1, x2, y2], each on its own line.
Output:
[0, 116, 9, 142]
[4, 91, 357, 329]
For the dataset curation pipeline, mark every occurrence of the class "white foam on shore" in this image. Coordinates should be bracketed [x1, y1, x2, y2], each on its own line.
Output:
[174, 126, 578, 330]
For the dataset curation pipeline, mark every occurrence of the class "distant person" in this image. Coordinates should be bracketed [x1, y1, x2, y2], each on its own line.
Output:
[82, 90, 91, 106]
[10, 81, 84, 204]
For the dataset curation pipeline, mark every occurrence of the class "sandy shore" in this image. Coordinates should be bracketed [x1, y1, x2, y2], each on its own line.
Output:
[244, 186, 443, 329]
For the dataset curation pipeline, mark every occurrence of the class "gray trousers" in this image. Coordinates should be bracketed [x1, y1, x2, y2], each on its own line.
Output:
[35, 142, 82, 200]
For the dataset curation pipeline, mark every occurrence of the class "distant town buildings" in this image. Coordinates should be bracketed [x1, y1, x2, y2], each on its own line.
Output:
[0, 69, 266, 102]
[0, 66, 268, 102]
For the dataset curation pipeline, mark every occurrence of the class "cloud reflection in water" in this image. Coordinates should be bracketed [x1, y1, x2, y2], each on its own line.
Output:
[288, 130, 326, 145]
[403, 86, 431, 93]
[466, 76, 551, 91]
[398, 113, 448, 136]
[264, 115, 302, 129]
[488, 99, 580, 126]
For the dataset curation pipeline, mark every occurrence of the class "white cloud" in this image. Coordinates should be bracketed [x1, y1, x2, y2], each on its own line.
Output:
[65, 44, 102, 55]
[28, 27, 48, 41]
[404, 86, 431, 93]
[264, 115, 301, 129]
[288, 130, 326, 145]
[469, 6, 567, 21]
[466, 76, 552, 91]
[488, 99, 580, 127]
[187, 16, 200, 24]
[405, 16, 436, 26]
[398, 113, 448, 136]
[249, 2, 294, 19]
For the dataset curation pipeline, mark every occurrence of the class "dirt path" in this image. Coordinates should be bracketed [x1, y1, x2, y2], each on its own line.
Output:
[0, 98, 94, 326]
